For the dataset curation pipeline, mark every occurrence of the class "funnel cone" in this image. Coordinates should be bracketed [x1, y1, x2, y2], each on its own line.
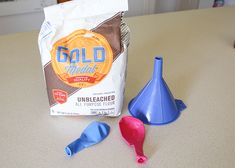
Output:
[128, 57, 186, 125]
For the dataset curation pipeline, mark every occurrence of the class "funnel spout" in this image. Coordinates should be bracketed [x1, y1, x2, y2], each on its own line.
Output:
[152, 57, 163, 80]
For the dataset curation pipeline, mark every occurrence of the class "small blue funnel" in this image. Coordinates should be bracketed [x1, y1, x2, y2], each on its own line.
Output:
[128, 57, 186, 125]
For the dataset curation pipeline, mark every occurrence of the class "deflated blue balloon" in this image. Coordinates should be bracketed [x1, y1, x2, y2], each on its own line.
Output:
[65, 121, 110, 157]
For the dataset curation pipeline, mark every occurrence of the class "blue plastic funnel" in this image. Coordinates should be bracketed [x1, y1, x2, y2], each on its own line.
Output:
[128, 57, 186, 125]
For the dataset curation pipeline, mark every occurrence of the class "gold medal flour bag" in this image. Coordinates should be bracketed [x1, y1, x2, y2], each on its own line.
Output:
[38, 0, 130, 116]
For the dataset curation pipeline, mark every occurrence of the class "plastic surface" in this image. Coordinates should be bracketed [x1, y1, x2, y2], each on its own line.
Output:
[128, 57, 186, 125]
[65, 121, 110, 157]
[119, 116, 147, 164]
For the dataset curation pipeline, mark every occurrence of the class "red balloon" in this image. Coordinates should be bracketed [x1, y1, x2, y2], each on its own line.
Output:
[119, 116, 147, 164]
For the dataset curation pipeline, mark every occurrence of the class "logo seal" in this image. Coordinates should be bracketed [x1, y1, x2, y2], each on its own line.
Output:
[50, 29, 113, 88]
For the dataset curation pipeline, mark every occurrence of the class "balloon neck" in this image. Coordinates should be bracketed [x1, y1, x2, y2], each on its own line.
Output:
[136, 155, 148, 164]
[134, 143, 148, 164]
[152, 57, 163, 80]
[65, 138, 86, 157]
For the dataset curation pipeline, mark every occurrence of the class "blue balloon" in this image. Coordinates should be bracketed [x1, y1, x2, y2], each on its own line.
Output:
[65, 121, 110, 156]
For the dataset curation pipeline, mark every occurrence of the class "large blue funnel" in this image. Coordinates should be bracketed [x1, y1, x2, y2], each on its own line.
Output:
[128, 57, 186, 125]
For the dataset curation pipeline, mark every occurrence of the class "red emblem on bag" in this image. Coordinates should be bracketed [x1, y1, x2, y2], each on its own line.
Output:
[52, 89, 68, 104]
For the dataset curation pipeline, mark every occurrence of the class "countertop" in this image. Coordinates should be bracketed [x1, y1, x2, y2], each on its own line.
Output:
[0, 6, 235, 168]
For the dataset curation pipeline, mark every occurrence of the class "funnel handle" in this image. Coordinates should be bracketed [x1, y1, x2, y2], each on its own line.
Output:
[175, 99, 187, 111]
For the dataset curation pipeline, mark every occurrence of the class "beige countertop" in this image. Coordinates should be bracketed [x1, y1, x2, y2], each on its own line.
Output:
[0, 6, 235, 168]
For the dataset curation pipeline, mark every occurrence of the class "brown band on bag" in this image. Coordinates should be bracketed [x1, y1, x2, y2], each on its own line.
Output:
[92, 13, 123, 60]
[44, 62, 79, 106]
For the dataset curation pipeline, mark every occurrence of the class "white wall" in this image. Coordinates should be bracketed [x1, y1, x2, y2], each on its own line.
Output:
[199, 0, 235, 8]
[126, 0, 199, 17]
[198, 0, 214, 8]
[0, 12, 44, 35]
[0, 0, 56, 35]
[0, 0, 200, 35]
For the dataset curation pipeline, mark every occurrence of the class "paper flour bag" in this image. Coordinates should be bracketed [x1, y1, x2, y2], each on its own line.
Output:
[38, 0, 130, 116]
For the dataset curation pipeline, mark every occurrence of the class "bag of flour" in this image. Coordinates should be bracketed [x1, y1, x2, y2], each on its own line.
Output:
[38, 0, 130, 116]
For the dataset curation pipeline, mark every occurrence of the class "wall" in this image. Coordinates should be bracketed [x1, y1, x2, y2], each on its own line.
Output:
[126, 0, 199, 17]
[199, 0, 235, 8]
[0, 12, 44, 35]
[0, 0, 56, 35]
[0, 0, 200, 35]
